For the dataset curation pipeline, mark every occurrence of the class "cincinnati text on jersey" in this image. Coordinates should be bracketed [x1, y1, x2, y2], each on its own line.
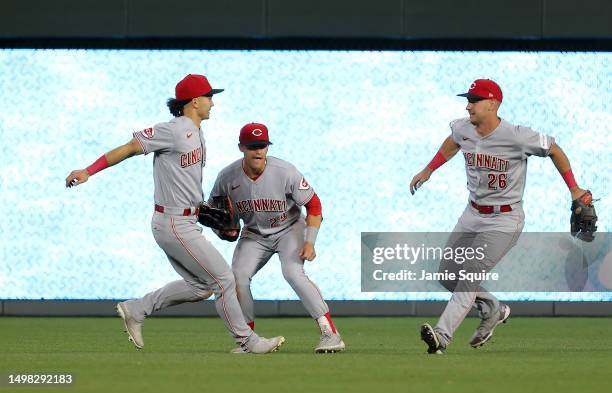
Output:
[463, 152, 509, 172]
[180, 146, 203, 168]
[235, 199, 288, 214]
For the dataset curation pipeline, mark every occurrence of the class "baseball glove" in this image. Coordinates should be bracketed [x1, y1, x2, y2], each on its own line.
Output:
[198, 196, 240, 241]
[570, 190, 598, 242]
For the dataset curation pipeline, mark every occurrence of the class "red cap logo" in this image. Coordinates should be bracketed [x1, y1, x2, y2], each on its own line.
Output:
[239, 123, 273, 147]
[175, 74, 224, 101]
[458, 79, 503, 102]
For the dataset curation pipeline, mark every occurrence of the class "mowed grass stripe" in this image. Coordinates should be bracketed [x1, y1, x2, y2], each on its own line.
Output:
[0, 317, 610, 393]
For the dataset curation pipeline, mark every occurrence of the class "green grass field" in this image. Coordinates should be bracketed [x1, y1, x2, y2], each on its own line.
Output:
[1, 316, 610, 393]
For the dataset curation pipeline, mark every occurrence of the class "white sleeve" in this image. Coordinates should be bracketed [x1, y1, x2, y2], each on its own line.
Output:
[132, 122, 174, 155]
[517, 125, 555, 158]
[287, 166, 315, 207]
[449, 119, 462, 145]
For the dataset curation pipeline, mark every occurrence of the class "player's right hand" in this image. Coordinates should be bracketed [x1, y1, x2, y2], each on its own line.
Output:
[65, 169, 90, 188]
[409, 168, 432, 195]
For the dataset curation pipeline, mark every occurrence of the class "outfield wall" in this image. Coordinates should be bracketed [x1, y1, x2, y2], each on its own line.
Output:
[1, 0, 610, 39]
[1, 49, 610, 303]
[2, 300, 611, 317]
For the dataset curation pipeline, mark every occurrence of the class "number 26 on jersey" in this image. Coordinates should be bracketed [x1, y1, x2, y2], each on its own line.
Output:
[487, 173, 507, 190]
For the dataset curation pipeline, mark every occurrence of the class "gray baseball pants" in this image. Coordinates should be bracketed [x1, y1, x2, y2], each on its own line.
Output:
[232, 219, 329, 323]
[123, 212, 256, 345]
[435, 203, 524, 346]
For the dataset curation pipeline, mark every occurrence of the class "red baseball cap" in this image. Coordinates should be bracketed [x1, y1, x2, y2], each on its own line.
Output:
[175, 74, 224, 100]
[239, 123, 273, 147]
[457, 79, 503, 102]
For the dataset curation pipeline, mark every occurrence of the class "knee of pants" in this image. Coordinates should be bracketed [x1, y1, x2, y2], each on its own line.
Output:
[207, 270, 236, 295]
[232, 266, 254, 288]
[184, 280, 215, 300]
[281, 264, 305, 287]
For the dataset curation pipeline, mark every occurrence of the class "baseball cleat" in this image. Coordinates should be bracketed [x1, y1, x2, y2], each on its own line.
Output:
[245, 336, 285, 354]
[315, 332, 346, 353]
[469, 304, 511, 348]
[230, 345, 249, 354]
[420, 323, 445, 354]
[116, 302, 144, 349]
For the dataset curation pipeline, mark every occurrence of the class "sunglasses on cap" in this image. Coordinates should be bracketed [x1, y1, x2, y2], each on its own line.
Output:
[244, 143, 269, 151]
[467, 97, 486, 104]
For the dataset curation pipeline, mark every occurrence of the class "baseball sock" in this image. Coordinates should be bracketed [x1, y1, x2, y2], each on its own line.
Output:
[247, 321, 255, 330]
[316, 312, 337, 334]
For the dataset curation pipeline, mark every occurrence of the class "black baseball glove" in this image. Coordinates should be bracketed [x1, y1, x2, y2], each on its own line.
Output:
[198, 196, 240, 241]
[570, 190, 598, 242]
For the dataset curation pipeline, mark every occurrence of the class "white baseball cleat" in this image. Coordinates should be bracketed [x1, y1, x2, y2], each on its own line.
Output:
[420, 323, 446, 354]
[230, 345, 249, 354]
[315, 330, 346, 353]
[469, 304, 511, 348]
[241, 336, 285, 354]
[116, 302, 144, 349]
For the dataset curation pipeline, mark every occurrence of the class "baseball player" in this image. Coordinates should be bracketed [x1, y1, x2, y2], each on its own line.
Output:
[409, 79, 592, 354]
[64, 74, 284, 354]
[207, 122, 345, 353]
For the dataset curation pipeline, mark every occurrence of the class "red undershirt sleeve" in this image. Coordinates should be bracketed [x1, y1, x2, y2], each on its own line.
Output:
[305, 193, 322, 216]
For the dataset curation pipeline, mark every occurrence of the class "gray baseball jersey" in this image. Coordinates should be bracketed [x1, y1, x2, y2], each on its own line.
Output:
[209, 156, 315, 237]
[432, 117, 554, 347]
[209, 156, 328, 325]
[450, 117, 555, 205]
[128, 116, 260, 347]
[133, 116, 206, 208]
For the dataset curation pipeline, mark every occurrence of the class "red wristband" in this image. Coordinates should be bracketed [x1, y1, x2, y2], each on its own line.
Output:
[426, 151, 447, 171]
[561, 169, 578, 189]
[86, 155, 109, 176]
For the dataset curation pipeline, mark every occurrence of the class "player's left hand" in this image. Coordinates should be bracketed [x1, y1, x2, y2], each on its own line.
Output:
[300, 242, 316, 261]
[223, 229, 238, 238]
[570, 187, 588, 201]
[570, 189, 598, 242]
[220, 229, 239, 242]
